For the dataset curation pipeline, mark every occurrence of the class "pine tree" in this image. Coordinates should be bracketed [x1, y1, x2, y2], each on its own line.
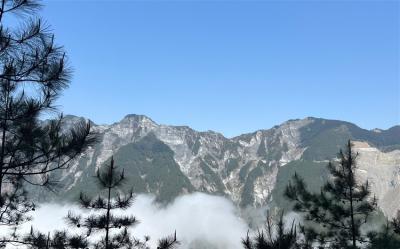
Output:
[285, 140, 377, 249]
[0, 0, 94, 246]
[242, 211, 298, 249]
[391, 210, 400, 235]
[363, 210, 400, 249]
[366, 220, 400, 249]
[66, 157, 179, 249]
[23, 228, 89, 249]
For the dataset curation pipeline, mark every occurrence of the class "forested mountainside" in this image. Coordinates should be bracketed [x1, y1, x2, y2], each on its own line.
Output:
[33, 115, 400, 217]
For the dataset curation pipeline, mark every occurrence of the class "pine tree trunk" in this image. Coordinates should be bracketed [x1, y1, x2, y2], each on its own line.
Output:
[349, 184, 356, 248]
[105, 160, 114, 249]
[348, 142, 357, 249]
[0, 125, 6, 194]
[0, 1, 5, 22]
[105, 185, 111, 249]
[0, 84, 10, 194]
[0, 120, 6, 194]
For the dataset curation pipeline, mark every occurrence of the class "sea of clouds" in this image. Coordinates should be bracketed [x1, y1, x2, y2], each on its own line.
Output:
[3, 193, 256, 249]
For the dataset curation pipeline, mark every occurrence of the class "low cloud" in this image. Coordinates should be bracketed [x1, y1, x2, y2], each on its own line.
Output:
[7, 193, 250, 249]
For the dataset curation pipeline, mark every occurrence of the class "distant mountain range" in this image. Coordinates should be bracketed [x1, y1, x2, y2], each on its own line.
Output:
[33, 115, 400, 217]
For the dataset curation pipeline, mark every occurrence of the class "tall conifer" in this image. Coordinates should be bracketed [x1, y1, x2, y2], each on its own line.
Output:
[66, 157, 179, 249]
[285, 141, 377, 249]
[242, 211, 298, 249]
[0, 0, 93, 246]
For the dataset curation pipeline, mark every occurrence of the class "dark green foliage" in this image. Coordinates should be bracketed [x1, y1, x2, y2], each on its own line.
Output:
[221, 139, 240, 155]
[0, 177, 34, 226]
[225, 158, 240, 177]
[257, 139, 267, 157]
[203, 154, 218, 169]
[299, 119, 352, 160]
[271, 160, 328, 210]
[66, 157, 138, 249]
[391, 211, 400, 235]
[156, 233, 180, 249]
[115, 133, 194, 202]
[257, 137, 284, 162]
[347, 125, 400, 150]
[285, 141, 377, 249]
[0, 1, 93, 247]
[240, 165, 264, 207]
[282, 142, 289, 152]
[22, 227, 178, 249]
[299, 118, 400, 160]
[242, 211, 298, 249]
[191, 138, 201, 155]
[66, 157, 179, 249]
[240, 160, 273, 207]
[66, 133, 194, 203]
[366, 221, 400, 249]
[199, 159, 225, 193]
[23, 228, 88, 249]
[239, 162, 252, 182]
[265, 148, 283, 163]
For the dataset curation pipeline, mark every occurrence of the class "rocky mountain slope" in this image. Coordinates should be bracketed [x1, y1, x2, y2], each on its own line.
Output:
[35, 115, 400, 217]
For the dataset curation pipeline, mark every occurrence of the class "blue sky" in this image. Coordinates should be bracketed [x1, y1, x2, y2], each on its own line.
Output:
[38, 0, 399, 137]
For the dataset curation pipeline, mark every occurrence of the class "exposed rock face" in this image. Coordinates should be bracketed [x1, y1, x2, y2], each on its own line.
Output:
[354, 141, 400, 218]
[35, 115, 400, 216]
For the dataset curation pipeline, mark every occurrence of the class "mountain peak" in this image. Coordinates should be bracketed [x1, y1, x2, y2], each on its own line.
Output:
[36, 113, 400, 216]
[121, 114, 157, 125]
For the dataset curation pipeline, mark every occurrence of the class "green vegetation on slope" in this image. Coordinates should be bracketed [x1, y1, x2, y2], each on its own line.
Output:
[271, 160, 328, 209]
[67, 133, 194, 203]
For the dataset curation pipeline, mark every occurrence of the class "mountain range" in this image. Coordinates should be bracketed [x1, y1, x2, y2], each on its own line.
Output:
[34, 115, 400, 218]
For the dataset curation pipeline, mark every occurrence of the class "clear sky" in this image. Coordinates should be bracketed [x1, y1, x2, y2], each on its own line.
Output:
[38, 0, 399, 137]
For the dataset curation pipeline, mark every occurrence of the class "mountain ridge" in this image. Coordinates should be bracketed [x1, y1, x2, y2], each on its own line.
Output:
[33, 114, 400, 217]
[68, 113, 399, 141]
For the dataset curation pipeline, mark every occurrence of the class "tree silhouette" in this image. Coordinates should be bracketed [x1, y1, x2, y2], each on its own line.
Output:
[362, 210, 400, 249]
[285, 140, 377, 249]
[66, 157, 179, 249]
[0, 0, 94, 246]
[242, 211, 298, 249]
[23, 228, 89, 249]
[366, 220, 400, 249]
[391, 210, 400, 235]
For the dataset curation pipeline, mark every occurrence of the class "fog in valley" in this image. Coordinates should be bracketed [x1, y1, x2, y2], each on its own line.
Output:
[5, 193, 258, 249]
